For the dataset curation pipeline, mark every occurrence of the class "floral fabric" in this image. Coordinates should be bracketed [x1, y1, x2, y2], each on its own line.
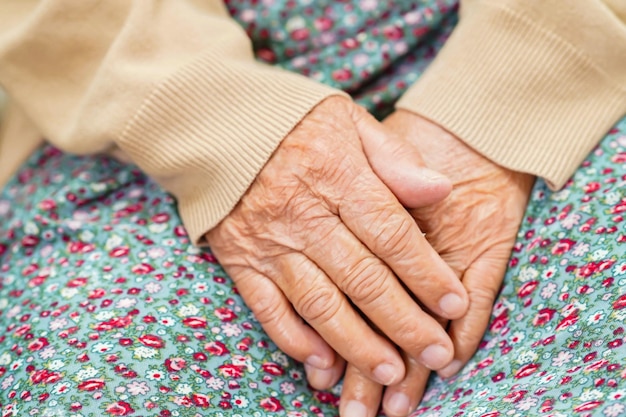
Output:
[2, 1, 626, 416]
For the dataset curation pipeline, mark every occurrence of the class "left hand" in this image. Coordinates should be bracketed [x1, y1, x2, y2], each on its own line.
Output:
[338, 110, 535, 417]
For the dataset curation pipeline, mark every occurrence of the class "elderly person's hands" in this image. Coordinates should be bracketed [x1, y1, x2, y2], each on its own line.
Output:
[206, 98, 469, 390]
[339, 110, 534, 417]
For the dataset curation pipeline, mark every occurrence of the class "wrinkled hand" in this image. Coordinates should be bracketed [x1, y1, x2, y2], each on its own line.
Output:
[339, 110, 534, 417]
[206, 98, 469, 391]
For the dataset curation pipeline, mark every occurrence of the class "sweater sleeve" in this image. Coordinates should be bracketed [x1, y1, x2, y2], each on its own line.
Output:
[396, 0, 626, 190]
[0, 0, 344, 244]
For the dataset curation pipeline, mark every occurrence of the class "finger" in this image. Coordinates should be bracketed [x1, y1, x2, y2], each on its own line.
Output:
[271, 252, 407, 385]
[336, 172, 469, 322]
[304, 357, 346, 391]
[437, 254, 507, 378]
[306, 219, 455, 371]
[383, 354, 432, 417]
[354, 106, 451, 208]
[340, 363, 384, 417]
[233, 269, 338, 370]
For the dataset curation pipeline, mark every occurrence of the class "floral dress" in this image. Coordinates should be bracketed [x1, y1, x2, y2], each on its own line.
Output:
[1, 1, 625, 416]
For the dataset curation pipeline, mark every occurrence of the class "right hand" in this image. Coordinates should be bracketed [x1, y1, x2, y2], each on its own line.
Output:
[206, 97, 469, 389]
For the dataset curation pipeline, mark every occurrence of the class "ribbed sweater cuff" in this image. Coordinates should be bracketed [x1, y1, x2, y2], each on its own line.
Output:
[397, 0, 626, 190]
[119, 52, 345, 245]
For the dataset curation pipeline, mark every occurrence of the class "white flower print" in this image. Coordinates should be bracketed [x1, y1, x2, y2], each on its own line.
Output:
[74, 366, 98, 381]
[604, 403, 625, 417]
[174, 383, 192, 395]
[134, 346, 158, 359]
[147, 247, 166, 259]
[541, 266, 558, 280]
[143, 282, 162, 294]
[518, 266, 539, 282]
[116, 298, 137, 308]
[127, 381, 150, 396]
[359, 0, 378, 11]
[177, 303, 199, 317]
[515, 350, 538, 364]
[233, 395, 249, 408]
[192, 282, 209, 293]
[60, 287, 78, 299]
[510, 332, 525, 344]
[52, 381, 73, 395]
[590, 249, 609, 261]
[572, 242, 590, 257]
[206, 377, 225, 390]
[271, 351, 289, 367]
[94, 311, 115, 321]
[587, 311, 606, 324]
[47, 359, 65, 371]
[91, 342, 114, 354]
[6, 305, 20, 318]
[580, 389, 604, 401]
[159, 316, 176, 327]
[221, 323, 242, 337]
[552, 351, 573, 367]
[104, 234, 123, 251]
[0, 353, 11, 366]
[145, 369, 165, 381]
[613, 262, 626, 276]
[608, 390, 626, 401]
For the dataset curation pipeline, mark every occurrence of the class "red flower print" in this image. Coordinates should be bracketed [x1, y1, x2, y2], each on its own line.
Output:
[183, 316, 207, 328]
[191, 393, 211, 408]
[383, 25, 404, 40]
[22, 235, 40, 247]
[151, 212, 170, 223]
[164, 357, 187, 372]
[551, 238, 576, 255]
[514, 364, 540, 379]
[331, 68, 352, 82]
[109, 246, 130, 258]
[131, 263, 154, 274]
[556, 313, 579, 331]
[205, 341, 229, 356]
[491, 372, 505, 383]
[489, 310, 509, 332]
[262, 362, 285, 376]
[218, 364, 245, 378]
[214, 307, 237, 322]
[517, 280, 539, 298]
[533, 308, 556, 326]
[503, 389, 527, 402]
[78, 379, 106, 391]
[66, 277, 88, 287]
[30, 369, 62, 384]
[479, 412, 500, 417]
[68, 241, 95, 253]
[105, 400, 135, 416]
[138, 334, 165, 349]
[27, 337, 49, 351]
[613, 294, 626, 310]
[290, 28, 310, 41]
[573, 400, 603, 412]
[260, 397, 284, 412]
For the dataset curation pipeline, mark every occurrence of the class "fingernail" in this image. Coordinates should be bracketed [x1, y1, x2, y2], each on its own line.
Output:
[439, 293, 465, 318]
[304, 363, 336, 389]
[343, 400, 368, 417]
[306, 354, 329, 369]
[386, 392, 411, 416]
[438, 359, 464, 379]
[420, 344, 451, 370]
[373, 363, 400, 385]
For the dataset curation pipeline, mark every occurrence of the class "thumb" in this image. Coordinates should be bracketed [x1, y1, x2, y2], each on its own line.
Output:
[353, 107, 452, 208]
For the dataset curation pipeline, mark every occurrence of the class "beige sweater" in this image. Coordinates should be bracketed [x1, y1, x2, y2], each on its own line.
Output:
[1, 0, 625, 244]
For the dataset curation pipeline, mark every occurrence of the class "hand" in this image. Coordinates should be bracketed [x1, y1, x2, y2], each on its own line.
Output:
[339, 110, 534, 417]
[206, 98, 469, 390]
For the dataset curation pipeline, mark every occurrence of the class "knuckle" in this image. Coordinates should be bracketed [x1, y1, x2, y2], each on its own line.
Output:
[295, 286, 342, 325]
[375, 214, 414, 257]
[340, 258, 388, 305]
[468, 283, 499, 311]
[251, 293, 289, 327]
